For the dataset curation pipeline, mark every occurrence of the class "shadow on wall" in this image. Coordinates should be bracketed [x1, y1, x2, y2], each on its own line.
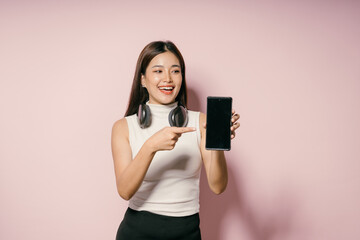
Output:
[188, 86, 297, 240]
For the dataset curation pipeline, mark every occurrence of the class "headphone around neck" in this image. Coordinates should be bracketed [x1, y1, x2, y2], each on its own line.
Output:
[137, 102, 188, 129]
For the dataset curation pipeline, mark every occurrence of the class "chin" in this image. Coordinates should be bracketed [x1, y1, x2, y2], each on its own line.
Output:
[150, 91, 179, 105]
[162, 99, 176, 104]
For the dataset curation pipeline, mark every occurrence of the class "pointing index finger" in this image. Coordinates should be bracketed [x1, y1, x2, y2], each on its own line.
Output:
[172, 127, 196, 133]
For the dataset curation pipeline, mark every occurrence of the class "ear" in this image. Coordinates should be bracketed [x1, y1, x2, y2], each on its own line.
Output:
[141, 74, 146, 88]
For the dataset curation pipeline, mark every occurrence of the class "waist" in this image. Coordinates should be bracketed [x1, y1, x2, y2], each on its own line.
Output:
[126, 207, 200, 221]
[129, 176, 200, 217]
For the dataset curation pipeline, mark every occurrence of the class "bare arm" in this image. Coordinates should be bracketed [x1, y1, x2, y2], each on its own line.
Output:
[199, 111, 240, 194]
[111, 119, 154, 200]
[111, 118, 196, 200]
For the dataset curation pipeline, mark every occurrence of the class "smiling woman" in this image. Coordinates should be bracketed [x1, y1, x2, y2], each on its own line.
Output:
[124, 41, 188, 117]
[141, 51, 182, 104]
[111, 40, 240, 240]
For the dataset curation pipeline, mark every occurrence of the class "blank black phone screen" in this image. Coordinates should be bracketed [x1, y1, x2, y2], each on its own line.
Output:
[206, 96, 232, 151]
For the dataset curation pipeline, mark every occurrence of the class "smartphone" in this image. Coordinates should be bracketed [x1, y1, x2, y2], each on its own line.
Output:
[206, 96, 232, 151]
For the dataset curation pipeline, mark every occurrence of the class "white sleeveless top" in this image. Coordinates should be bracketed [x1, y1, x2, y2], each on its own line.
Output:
[125, 102, 202, 217]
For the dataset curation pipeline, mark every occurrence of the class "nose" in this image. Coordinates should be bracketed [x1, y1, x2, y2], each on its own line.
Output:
[164, 70, 173, 83]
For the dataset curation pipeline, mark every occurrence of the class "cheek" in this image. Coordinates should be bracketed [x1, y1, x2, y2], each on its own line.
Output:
[146, 74, 161, 85]
[173, 74, 182, 82]
[176, 77, 183, 87]
[152, 75, 162, 81]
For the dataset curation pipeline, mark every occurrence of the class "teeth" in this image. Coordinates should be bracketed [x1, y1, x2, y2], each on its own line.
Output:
[159, 87, 174, 90]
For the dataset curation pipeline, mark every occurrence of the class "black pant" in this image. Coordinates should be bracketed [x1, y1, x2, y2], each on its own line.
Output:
[116, 208, 202, 240]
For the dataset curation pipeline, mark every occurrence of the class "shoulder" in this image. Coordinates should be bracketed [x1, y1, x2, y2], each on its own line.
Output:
[112, 118, 129, 139]
[112, 117, 128, 130]
[187, 110, 206, 125]
[187, 110, 204, 118]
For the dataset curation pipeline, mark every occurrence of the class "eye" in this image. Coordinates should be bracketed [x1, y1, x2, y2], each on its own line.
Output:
[172, 69, 181, 74]
[153, 70, 162, 73]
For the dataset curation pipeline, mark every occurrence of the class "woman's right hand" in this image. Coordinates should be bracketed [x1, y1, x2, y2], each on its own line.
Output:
[145, 126, 196, 152]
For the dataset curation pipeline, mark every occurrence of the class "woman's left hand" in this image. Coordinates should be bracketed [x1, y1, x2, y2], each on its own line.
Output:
[231, 109, 240, 139]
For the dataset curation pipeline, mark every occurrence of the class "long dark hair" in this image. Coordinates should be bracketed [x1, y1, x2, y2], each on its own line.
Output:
[124, 41, 187, 117]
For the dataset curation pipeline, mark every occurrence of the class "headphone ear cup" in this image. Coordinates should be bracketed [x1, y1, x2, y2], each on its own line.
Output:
[169, 106, 188, 127]
[137, 104, 151, 128]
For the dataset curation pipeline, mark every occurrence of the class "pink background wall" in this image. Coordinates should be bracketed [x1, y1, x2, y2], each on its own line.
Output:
[1, 0, 360, 239]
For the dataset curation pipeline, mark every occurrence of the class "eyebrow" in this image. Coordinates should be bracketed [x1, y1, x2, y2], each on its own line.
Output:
[151, 64, 180, 68]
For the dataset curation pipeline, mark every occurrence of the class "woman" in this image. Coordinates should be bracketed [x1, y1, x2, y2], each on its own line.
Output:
[111, 40, 240, 240]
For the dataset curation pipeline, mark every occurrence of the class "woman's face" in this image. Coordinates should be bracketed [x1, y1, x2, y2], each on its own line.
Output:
[141, 51, 182, 105]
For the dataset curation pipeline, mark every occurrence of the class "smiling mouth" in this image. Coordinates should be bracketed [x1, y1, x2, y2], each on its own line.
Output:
[158, 86, 175, 95]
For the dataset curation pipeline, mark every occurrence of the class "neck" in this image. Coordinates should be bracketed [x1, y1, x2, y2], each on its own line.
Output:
[147, 101, 178, 107]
